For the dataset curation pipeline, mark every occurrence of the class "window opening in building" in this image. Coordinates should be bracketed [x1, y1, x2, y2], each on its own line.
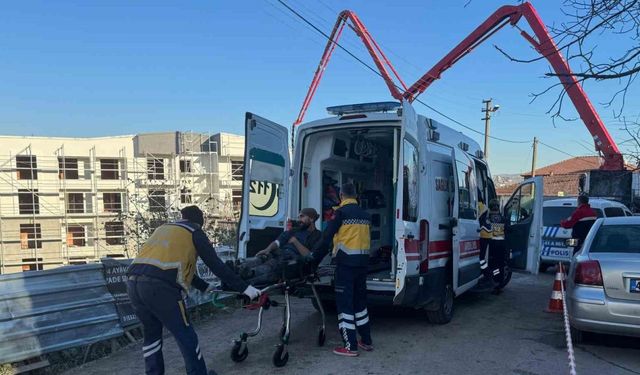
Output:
[18, 189, 40, 214]
[20, 223, 42, 249]
[16, 155, 38, 180]
[105, 221, 124, 245]
[58, 157, 79, 179]
[100, 159, 120, 180]
[147, 158, 165, 180]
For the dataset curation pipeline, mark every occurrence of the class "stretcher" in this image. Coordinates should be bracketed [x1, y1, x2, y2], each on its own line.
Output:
[216, 257, 327, 367]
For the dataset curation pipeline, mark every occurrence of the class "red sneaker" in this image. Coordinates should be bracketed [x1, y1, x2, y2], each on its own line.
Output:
[358, 341, 373, 352]
[333, 347, 359, 357]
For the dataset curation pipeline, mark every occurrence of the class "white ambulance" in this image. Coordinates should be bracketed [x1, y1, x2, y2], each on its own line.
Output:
[238, 101, 543, 323]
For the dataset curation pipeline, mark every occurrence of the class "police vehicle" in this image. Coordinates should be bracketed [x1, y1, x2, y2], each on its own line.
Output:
[237, 101, 543, 324]
[540, 197, 632, 270]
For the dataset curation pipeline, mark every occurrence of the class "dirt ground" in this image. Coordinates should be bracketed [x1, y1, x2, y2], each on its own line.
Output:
[64, 272, 640, 375]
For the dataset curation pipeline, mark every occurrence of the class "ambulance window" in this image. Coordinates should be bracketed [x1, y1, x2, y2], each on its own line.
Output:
[456, 159, 476, 220]
[402, 140, 419, 222]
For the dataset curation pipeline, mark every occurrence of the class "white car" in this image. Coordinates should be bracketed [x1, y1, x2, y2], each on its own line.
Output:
[540, 198, 632, 270]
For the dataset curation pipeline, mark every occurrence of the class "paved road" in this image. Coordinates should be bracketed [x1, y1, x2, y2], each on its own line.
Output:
[65, 272, 640, 375]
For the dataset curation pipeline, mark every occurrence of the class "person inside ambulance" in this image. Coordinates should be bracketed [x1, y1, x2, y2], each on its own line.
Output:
[236, 208, 322, 285]
[479, 199, 507, 294]
[560, 194, 598, 253]
[126, 205, 261, 375]
[311, 182, 373, 357]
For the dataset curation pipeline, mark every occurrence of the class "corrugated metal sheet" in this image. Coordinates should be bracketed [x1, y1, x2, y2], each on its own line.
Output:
[0, 264, 123, 364]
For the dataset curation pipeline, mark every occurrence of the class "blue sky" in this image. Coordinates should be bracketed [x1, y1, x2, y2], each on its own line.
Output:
[0, 0, 638, 174]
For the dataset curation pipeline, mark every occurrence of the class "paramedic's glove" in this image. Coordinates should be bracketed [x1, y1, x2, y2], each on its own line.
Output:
[204, 283, 217, 294]
[243, 285, 261, 300]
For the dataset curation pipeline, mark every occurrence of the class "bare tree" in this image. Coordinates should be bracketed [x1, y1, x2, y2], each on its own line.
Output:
[497, 1, 640, 119]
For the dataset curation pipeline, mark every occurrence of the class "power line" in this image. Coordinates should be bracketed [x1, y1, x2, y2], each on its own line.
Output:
[276, 0, 531, 144]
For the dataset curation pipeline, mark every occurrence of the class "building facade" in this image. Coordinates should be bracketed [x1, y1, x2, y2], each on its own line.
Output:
[0, 132, 244, 274]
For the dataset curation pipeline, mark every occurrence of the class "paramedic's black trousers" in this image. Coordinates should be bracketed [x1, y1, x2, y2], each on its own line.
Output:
[334, 264, 372, 351]
[488, 239, 506, 286]
[127, 276, 207, 375]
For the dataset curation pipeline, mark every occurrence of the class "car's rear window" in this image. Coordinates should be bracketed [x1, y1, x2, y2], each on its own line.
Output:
[590, 225, 640, 253]
[543, 206, 603, 226]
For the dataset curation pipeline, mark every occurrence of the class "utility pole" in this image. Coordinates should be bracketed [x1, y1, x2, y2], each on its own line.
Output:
[481, 99, 500, 160]
[531, 137, 538, 177]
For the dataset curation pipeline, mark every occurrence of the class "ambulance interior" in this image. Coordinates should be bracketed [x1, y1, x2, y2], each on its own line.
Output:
[299, 126, 397, 280]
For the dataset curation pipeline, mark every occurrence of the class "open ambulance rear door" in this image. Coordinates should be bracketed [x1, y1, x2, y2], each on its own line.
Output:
[237, 113, 290, 259]
[504, 176, 543, 274]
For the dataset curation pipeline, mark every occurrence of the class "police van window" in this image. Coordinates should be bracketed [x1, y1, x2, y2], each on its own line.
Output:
[604, 207, 625, 217]
[543, 207, 575, 226]
[247, 148, 284, 218]
[402, 140, 419, 222]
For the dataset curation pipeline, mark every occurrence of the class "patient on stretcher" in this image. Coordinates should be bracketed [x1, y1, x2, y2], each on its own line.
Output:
[232, 208, 321, 286]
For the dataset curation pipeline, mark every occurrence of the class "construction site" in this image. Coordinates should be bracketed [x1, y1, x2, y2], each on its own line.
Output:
[0, 132, 244, 274]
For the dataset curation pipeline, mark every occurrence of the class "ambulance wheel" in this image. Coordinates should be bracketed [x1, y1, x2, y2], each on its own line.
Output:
[499, 266, 512, 289]
[230, 341, 248, 362]
[272, 344, 289, 367]
[426, 283, 454, 325]
[317, 328, 326, 347]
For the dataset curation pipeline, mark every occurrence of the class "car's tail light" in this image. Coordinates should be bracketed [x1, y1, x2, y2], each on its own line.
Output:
[574, 260, 603, 286]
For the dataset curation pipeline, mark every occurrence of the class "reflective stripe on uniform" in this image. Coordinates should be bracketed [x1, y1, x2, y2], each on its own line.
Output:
[338, 313, 354, 321]
[339, 321, 356, 330]
[143, 339, 161, 352]
[144, 343, 162, 358]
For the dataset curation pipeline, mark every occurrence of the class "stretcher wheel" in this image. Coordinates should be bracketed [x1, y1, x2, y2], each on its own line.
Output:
[230, 340, 248, 362]
[317, 328, 326, 347]
[272, 344, 289, 367]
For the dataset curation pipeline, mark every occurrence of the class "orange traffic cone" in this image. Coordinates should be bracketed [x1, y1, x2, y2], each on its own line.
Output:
[545, 262, 566, 313]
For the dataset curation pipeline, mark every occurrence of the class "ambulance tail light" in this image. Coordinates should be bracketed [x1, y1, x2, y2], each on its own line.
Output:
[419, 219, 429, 273]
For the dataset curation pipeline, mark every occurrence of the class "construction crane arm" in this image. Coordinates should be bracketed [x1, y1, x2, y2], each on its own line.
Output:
[403, 2, 623, 170]
[292, 10, 407, 126]
[292, 2, 623, 170]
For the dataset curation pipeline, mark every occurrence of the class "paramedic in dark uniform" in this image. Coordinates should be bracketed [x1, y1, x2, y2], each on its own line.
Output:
[477, 196, 492, 285]
[127, 205, 261, 375]
[480, 199, 507, 295]
[312, 183, 373, 357]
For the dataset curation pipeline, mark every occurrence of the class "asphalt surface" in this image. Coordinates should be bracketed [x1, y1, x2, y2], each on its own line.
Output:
[65, 272, 640, 375]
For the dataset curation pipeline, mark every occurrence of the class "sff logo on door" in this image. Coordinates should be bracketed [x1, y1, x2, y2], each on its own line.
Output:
[249, 180, 279, 217]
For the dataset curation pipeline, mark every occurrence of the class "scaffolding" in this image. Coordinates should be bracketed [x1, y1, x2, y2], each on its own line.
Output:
[0, 132, 244, 274]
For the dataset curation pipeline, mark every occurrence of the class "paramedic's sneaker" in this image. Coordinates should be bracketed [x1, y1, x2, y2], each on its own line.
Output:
[358, 341, 374, 352]
[333, 347, 358, 357]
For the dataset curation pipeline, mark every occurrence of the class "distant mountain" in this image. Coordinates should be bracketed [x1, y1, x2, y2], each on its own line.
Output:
[493, 174, 523, 188]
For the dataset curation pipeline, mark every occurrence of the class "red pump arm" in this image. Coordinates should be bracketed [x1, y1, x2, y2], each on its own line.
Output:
[403, 2, 623, 170]
[292, 10, 407, 126]
[294, 3, 624, 170]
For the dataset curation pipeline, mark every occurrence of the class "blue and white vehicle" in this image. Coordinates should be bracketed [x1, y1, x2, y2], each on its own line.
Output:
[540, 198, 632, 269]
